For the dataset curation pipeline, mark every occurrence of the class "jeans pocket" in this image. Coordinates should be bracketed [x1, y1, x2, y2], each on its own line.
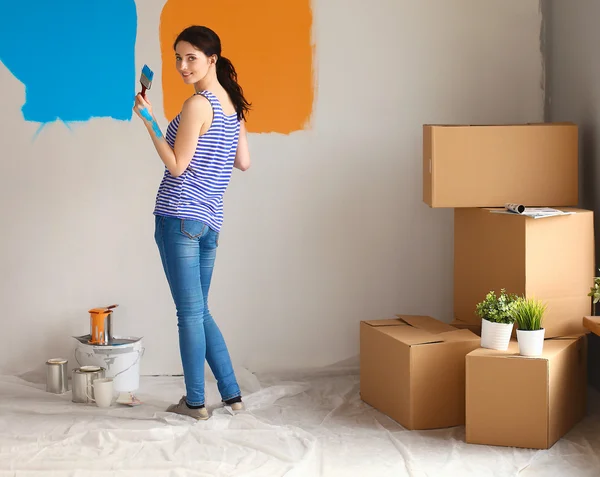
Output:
[180, 219, 207, 239]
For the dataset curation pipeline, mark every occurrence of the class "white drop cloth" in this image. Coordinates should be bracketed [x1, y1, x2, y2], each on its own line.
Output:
[1, 359, 599, 476]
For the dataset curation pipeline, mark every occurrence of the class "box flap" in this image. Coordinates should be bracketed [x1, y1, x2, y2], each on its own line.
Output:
[362, 319, 407, 328]
[396, 315, 457, 334]
[378, 325, 443, 346]
[373, 315, 479, 346]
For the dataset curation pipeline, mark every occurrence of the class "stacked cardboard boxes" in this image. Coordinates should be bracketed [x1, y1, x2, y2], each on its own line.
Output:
[360, 123, 594, 449]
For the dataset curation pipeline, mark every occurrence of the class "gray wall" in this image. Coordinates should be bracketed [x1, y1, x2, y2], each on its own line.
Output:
[545, 0, 600, 267]
[0, 1, 546, 374]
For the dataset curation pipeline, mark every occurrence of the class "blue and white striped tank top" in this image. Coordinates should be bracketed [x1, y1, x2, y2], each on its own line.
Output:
[153, 90, 240, 232]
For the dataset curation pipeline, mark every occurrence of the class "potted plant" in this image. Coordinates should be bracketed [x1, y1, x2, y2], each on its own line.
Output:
[475, 289, 518, 351]
[510, 296, 547, 357]
[587, 269, 600, 316]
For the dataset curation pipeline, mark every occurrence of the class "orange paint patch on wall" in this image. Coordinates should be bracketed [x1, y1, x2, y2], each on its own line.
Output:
[159, 0, 315, 134]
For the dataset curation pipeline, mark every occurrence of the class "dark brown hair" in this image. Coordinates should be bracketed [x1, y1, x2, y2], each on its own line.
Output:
[174, 25, 251, 121]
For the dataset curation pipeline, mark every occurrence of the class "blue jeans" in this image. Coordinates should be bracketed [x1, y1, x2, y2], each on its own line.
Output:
[154, 215, 241, 406]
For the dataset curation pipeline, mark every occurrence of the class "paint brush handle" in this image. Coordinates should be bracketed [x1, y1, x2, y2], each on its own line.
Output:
[141, 85, 147, 99]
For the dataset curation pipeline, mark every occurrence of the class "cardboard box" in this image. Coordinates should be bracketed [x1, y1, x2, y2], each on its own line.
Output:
[360, 315, 480, 430]
[466, 336, 587, 449]
[454, 208, 594, 338]
[423, 123, 578, 208]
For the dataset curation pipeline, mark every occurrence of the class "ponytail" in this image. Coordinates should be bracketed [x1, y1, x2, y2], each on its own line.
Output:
[173, 26, 250, 121]
[216, 56, 251, 122]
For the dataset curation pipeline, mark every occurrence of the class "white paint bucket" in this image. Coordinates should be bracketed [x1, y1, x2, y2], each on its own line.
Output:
[74, 337, 144, 392]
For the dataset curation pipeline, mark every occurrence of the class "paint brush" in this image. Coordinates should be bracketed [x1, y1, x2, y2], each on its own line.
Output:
[140, 64, 154, 99]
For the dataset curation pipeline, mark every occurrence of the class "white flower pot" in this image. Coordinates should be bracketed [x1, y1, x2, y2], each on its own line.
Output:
[480, 319, 513, 350]
[516, 328, 546, 357]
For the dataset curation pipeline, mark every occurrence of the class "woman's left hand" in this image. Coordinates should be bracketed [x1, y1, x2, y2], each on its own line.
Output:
[133, 93, 154, 123]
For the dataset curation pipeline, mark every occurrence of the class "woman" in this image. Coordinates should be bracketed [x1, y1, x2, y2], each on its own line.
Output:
[133, 25, 251, 420]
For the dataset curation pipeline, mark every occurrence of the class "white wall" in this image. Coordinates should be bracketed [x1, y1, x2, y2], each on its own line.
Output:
[545, 0, 600, 263]
[0, 0, 545, 376]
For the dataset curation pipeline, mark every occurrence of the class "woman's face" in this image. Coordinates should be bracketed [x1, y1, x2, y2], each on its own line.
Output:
[175, 41, 214, 84]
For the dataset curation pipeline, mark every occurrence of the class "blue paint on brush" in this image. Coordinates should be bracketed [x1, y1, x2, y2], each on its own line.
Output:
[140, 108, 163, 138]
[142, 65, 154, 83]
[0, 0, 138, 124]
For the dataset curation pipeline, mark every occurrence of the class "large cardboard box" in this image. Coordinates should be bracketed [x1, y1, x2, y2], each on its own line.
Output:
[454, 208, 594, 338]
[466, 336, 587, 449]
[360, 315, 480, 430]
[423, 123, 578, 208]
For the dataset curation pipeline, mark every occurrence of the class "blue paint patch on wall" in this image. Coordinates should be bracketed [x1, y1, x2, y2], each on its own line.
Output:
[0, 0, 137, 124]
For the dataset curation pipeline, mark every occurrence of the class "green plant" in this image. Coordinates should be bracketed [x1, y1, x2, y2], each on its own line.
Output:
[510, 297, 546, 331]
[475, 289, 519, 324]
[587, 269, 600, 315]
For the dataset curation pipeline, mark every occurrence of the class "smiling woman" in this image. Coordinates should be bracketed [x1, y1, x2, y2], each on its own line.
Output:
[159, 0, 315, 134]
[134, 25, 251, 420]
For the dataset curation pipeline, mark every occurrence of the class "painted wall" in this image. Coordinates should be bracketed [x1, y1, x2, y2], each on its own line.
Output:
[160, 0, 315, 134]
[544, 0, 600, 265]
[0, 0, 544, 376]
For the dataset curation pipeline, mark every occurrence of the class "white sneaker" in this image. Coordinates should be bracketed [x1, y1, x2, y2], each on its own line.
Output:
[166, 396, 209, 420]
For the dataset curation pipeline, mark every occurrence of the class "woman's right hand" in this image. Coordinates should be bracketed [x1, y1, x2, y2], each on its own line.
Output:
[133, 93, 154, 123]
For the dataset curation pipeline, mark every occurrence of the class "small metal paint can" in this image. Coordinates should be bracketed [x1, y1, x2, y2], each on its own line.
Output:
[72, 366, 106, 403]
[46, 358, 69, 394]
